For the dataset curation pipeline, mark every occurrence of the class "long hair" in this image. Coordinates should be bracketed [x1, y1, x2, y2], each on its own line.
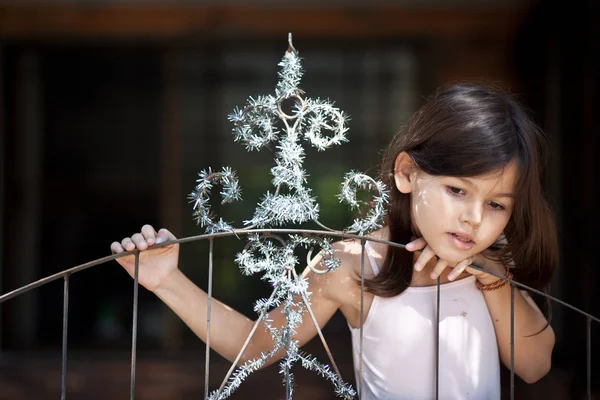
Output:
[366, 83, 558, 308]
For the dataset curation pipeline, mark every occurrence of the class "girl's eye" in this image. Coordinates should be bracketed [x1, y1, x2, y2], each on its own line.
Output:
[446, 186, 464, 196]
[488, 201, 505, 211]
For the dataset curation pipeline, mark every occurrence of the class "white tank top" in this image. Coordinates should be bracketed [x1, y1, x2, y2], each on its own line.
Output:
[348, 242, 501, 399]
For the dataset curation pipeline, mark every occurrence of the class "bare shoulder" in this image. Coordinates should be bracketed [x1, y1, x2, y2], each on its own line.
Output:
[332, 228, 390, 277]
[332, 239, 377, 278]
[303, 230, 388, 305]
[300, 240, 357, 305]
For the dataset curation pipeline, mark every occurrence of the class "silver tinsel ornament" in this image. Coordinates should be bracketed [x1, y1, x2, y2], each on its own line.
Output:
[190, 34, 389, 400]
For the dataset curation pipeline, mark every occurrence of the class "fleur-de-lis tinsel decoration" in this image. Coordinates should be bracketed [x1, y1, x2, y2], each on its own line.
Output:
[188, 33, 389, 400]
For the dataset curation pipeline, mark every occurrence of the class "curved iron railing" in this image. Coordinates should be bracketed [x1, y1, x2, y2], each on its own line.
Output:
[1, 228, 598, 400]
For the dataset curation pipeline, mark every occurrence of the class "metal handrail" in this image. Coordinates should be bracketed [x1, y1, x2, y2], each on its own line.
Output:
[1, 228, 597, 400]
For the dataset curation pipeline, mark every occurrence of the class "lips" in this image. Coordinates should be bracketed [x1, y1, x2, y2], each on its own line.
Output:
[447, 232, 475, 250]
[450, 232, 474, 243]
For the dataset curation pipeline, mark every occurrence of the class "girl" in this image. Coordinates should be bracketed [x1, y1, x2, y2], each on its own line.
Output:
[112, 83, 557, 399]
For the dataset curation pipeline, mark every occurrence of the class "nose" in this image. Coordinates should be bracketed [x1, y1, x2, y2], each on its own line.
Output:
[460, 202, 483, 228]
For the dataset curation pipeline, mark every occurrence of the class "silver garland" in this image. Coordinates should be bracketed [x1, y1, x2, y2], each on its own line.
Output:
[192, 34, 387, 399]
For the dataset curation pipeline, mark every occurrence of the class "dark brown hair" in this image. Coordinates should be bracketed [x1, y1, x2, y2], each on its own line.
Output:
[366, 82, 558, 305]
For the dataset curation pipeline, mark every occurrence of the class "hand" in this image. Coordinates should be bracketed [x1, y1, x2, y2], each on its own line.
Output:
[405, 237, 505, 285]
[111, 224, 179, 292]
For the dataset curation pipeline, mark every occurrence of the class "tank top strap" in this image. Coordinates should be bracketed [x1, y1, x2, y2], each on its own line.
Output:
[363, 241, 381, 275]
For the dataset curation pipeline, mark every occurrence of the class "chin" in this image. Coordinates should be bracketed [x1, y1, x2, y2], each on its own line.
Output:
[441, 254, 469, 265]
[433, 247, 476, 264]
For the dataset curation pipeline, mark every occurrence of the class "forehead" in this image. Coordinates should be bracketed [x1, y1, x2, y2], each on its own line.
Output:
[457, 161, 518, 194]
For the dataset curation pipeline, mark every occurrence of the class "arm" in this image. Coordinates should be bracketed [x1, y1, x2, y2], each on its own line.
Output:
[112, 225, 343, 366]
[479, 278, 555, 383]
[153, 261, 343, 365]
[461, 255, 554, 383]
[406, 237, 554, 383]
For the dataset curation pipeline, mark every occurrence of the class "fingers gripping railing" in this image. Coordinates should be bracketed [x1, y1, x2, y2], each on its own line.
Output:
[1, 228, 599, 399]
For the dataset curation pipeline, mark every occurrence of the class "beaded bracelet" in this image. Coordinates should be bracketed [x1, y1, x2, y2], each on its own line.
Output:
[476, 268, 514, 292]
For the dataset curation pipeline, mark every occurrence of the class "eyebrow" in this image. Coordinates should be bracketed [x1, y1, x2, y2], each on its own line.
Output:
[455, 177, 515, 199]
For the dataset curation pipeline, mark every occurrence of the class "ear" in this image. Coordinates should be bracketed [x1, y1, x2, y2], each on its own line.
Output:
[394, 152, 417, 194]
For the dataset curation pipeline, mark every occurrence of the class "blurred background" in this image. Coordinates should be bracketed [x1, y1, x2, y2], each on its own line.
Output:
[0, 0, 598, 398]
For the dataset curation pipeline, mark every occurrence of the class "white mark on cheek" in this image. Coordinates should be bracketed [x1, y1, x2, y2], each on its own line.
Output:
[418, 187, 431, 207]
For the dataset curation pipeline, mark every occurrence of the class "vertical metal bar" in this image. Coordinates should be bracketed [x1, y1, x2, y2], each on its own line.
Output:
[205, 238, 214, 400]
[510, 283, 515, 400]
[359, 239, 366, 399]
[130, 251, 140, 400]
[587, 317, 592, 400]
[285, 324, 291, 400]
[61, 274, 70, 400]
[0, 44, 5, 353]
[288, 374, 293, 400]
[285, 270, 292, 400]
[435, 277, 440, 400]
[286, 363, 291, 399]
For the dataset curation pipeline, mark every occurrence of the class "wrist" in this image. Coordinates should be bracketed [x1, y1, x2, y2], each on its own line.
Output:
[476, 267, 513, 291]
[471, 256, 506, 285]
[476, 273, 503, 286]
[154, 268, 183, 295]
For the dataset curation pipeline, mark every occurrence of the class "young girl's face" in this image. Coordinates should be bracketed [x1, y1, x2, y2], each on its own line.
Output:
[408, 162, 517, 266]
